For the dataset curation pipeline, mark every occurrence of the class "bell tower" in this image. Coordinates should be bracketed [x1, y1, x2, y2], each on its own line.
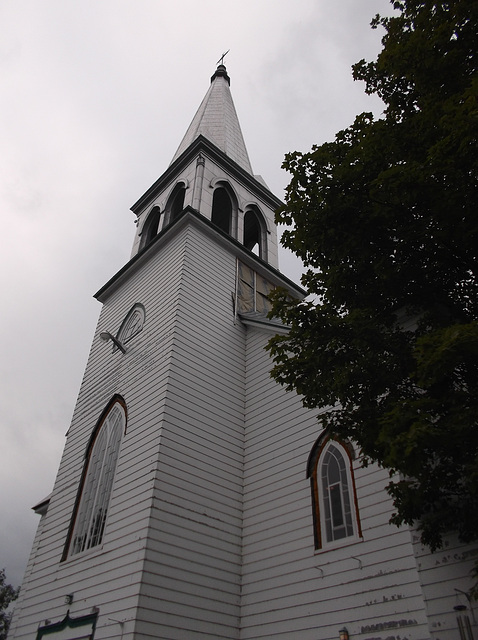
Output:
[129, 63, 279, 268]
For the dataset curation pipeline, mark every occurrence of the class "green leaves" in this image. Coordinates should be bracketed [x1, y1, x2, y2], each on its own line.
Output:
[268, 0, 478, 563]
[0, 569, 19, 640]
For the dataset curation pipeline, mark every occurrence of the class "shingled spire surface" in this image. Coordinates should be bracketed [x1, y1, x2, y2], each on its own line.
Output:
[171, 65, 253, 174]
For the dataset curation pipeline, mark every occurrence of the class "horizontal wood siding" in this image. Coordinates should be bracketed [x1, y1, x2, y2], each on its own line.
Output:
[241, 328, 431, 640]
[135, 224, 244, 639]
[412, 533, 478, 639]
[8, 512, 47, 638]
[11, 230, 189, 640]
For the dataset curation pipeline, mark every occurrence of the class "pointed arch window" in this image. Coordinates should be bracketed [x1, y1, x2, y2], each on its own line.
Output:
[243, 207, 266, 259]
[64, 397, 126, 559]
[307, 437, 361, 550]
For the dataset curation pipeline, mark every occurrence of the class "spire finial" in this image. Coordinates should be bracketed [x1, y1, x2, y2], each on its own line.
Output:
[216, 49, 230, 67]
[210, 55, 230, 86]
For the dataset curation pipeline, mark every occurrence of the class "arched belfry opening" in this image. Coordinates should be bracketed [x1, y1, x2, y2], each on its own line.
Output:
[160, 182, 187, 228]
[170, 184, 186, 220]
[211, 187, 233, 235]
[140, 206, 162, 250]
[243, 207, 267, 260]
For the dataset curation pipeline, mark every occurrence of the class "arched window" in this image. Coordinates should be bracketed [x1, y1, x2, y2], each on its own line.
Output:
[117, 303, 145, 345]
[64, 397, 126, 559]
[140, 206, 161, 250]
[307, 437, 361, 550]
[211, 187, 232, 234]
[243, 207, 267, 260]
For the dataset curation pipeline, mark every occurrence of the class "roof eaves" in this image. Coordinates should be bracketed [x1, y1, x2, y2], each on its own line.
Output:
[95, 207, 306, 302]
[131, 136, 282, 215]
[32, 493, 51, 516]
[238, 312, 290, 335]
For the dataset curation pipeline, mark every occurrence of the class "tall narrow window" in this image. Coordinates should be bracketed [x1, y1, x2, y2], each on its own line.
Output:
[308, 438, 361, 550]
[211, 187, 232, 234]
[65, 397, 126, 559]
[321, 443, 354, 542]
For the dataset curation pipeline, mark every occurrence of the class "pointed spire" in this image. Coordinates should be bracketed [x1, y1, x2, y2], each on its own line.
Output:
[171, 65, 253, 174]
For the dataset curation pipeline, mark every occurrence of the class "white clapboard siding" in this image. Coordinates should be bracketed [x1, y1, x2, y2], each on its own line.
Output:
[8, 510, 48, 638]
[12, 229, 194, 640]
[412, 533, 478, 638]
[132, 224, 244, 639]
[241, 326, 434, 640]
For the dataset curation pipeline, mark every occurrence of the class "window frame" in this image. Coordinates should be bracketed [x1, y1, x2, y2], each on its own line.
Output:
[116, 303, 146, 346]
[62, 396, 127, 561]
[307, 436, 362, 551]
[235, 260, 274, 315]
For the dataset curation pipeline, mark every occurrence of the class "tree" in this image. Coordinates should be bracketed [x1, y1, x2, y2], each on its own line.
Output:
[268, 0, 478, 562]
[0, 569, 19, 640]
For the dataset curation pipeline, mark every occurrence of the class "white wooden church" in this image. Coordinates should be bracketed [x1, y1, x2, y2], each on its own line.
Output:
[10, 64, 478, 640]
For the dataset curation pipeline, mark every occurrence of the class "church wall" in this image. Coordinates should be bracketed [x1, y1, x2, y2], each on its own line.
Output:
[241, 327, 433, 640]
[8, 512, 47, 639]
[12, 218, 478, 640]
[133, 223, 245, 639]
[10, 230, 191, 640]
[412, 534, 478, 639]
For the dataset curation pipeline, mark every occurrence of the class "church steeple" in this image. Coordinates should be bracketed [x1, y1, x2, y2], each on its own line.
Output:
[130, 64, 281, 268]
[171, 64, 253, 174]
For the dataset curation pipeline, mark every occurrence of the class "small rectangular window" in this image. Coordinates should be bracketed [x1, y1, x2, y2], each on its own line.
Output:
[236, 260, 273, 314]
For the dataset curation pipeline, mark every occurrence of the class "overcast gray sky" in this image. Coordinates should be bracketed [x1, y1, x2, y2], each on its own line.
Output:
[0, 0, 389, 588]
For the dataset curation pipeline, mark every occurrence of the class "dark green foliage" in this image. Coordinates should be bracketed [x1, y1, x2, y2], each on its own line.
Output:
[268, 0, 478, 561]
[0, 569, 19, 640]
